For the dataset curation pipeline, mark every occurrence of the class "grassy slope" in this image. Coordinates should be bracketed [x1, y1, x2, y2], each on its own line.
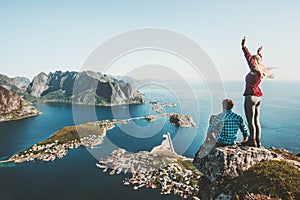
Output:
[37, 122, 112, 145]
[230, 160, 300, 200]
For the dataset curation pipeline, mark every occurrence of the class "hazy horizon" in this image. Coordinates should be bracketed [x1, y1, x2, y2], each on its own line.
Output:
[2, 69, 300, 84]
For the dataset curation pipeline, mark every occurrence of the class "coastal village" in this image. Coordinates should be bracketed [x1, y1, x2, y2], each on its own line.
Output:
[97, 133, 202, 199]
[11, 136, 99, 163]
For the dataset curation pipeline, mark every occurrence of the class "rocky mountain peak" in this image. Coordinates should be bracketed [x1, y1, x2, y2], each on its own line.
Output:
[27, 72, 49, 97]
[0, 85, 40, 122]
[13, 76, 30, 89]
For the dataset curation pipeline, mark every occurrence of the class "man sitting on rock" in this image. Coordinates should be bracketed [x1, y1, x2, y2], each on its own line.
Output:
[208, 99, 249, 147]
[194, 99, 249, 160]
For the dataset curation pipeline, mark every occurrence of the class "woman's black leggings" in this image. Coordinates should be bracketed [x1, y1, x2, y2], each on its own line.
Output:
[244, 95, 261, 140]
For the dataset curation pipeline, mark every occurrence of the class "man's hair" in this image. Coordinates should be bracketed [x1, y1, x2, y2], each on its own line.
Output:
[222, 99, 234, 110]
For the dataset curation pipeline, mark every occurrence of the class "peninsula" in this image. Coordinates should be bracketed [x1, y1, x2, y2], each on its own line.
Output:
[0, 115, 160, 164]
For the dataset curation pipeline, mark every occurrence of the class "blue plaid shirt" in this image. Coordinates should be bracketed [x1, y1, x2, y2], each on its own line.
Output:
[207, 110, 249, 145]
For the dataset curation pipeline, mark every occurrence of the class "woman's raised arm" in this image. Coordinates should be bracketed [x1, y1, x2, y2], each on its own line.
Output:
[241, 36, 254, 69]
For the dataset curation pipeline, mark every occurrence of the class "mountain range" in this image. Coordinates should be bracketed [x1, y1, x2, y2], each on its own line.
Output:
[27, 70, 144, 105]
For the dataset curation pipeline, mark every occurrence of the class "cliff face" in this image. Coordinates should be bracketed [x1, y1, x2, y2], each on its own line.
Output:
[27, 72, 49, 97]
[0, 85, 40, 122]
[27, 71, 144, 105]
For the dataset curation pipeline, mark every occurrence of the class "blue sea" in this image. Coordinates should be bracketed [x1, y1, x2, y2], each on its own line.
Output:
[0, 81, 299, 200]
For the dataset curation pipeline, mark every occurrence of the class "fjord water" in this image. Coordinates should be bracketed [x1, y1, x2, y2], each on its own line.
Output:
[0, 103, 181, 200]
[0, 81, 299, 200]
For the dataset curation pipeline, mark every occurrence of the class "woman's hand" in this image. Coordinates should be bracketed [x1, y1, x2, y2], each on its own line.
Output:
[257, 46, 263, 55]
[241, 36, 246, 48]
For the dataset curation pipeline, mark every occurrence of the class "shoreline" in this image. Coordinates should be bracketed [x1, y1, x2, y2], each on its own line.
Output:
[26, 99, 145, 107]
[0, 111, 41, 123]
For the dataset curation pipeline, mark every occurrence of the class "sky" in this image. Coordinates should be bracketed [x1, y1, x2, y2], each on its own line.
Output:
[0, 0, 300, 81]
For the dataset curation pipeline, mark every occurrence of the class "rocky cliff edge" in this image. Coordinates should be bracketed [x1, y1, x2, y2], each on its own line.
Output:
[193, 145, 300, 199]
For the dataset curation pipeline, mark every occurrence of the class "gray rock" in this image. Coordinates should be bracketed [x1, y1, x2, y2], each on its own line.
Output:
[193, 145, 277, 182]
[193, 145, 300, 199]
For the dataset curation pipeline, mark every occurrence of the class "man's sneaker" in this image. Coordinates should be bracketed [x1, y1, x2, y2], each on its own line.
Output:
[241, 139, 257, 147]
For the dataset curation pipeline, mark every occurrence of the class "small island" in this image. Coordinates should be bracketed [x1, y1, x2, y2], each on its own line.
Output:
[149, 101, 197, 127]
[168, 113, 196, 127]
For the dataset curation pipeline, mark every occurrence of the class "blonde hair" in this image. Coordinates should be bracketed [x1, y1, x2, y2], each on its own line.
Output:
[252, 55, 274, 79]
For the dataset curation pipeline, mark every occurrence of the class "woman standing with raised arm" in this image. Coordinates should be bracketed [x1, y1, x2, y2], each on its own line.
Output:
[241, 36, 274, 147]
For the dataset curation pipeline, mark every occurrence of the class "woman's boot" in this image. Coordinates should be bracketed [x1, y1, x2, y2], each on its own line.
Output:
[256, 139, 262, 148]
